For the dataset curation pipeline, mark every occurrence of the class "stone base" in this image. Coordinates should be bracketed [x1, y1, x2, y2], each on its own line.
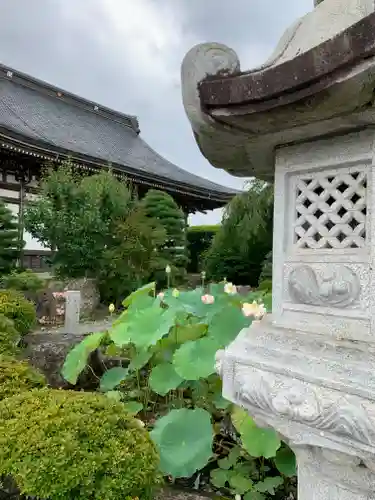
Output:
[216, 317, 375, 498]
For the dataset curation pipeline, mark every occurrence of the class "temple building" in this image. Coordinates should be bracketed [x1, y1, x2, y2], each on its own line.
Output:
[0, 63, 237, 271]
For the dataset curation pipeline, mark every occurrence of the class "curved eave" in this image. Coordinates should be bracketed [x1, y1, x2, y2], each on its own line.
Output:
[199, 12, 375, 110]
[183, 11, 375, 181]
[0, 129, 237, 208]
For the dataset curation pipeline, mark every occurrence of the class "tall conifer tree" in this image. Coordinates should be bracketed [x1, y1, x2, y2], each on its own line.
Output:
[0, 200, 20, 274]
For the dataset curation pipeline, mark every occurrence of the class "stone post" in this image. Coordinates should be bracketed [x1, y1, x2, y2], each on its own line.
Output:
[180, 1, 375, 497]
[215, 130, 375, 497]
[63, 290, 81, 334]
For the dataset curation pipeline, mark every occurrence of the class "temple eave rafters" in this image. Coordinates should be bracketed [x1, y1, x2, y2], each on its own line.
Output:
[0, 133, 233, 213]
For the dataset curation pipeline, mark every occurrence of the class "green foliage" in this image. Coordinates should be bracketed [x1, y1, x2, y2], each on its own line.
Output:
[61, 279, 294, 492]
[151, 408, 213, 478]
[0, 269, 45, 293]
[62, 331, 107, 385]
[259, 250, 272, 284]
[0, 315, 19, 356]
[98, 207, 166, 304]
[258, 280, 272, 292]
[210, 407, 295, 497]
[25, 164, 133, 277]
[205, 181, 273, 286]
[186, 225, 219, 273]
[24, 164, 165, 303]
[149, 362, 183, 396]
[210, 441, 285, 498]
[274, 445, 297, 477]
[231, 406, 281, 458]
[0, 389, 162, 500]
[0, 199, 20, 275]
[141, 189, 188, 284]
[0, 355, 46, 401]
[0, 289, 36, 335]
[100, 367, 129, 392]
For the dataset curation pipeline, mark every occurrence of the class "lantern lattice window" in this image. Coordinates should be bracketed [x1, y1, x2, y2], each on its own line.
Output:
[294, 171, 367, 249]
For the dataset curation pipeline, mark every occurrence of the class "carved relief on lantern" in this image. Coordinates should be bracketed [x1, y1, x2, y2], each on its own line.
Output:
[271, 131, 373, 341]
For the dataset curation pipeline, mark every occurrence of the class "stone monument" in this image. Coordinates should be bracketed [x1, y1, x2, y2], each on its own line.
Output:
[63, 290, 81, 334]
[181, 0, 375, 498]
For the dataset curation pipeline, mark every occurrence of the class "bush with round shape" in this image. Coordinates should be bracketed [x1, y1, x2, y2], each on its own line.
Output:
[0, 315, 20, 356]
[0, 269, 45, 293]
[0, 389, 162, 500]
[0, 289, 36, 335]
[0, 355, 46, 401]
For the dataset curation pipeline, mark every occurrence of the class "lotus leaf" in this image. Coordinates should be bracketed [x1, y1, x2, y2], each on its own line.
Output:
[275, 446, 296, 477]
[150, 408, 213, 478]
[208, 305, 250, 346]
[173, 337, 220, 380]
[149, 362, 183, 396]
[122, 401, 143, 415]
[99, 367, 129, 392]
[62, 331, 106, 385]
[241, 425, 281, 458]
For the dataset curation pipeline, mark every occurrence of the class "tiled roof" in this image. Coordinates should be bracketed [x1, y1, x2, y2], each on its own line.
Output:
[0, 64, 238, 199]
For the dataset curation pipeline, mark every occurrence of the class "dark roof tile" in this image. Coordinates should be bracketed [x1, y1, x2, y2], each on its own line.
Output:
[0, 67, 238, 198]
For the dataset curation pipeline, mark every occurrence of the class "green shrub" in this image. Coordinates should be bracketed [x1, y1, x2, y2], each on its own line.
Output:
[0, 355, 46, 401]
[187, 225, 219, 273]
[0, 269, 45, 293]
[0, 289, 36, 335]
[0, 316, 19, 356]
[259, 250, 272, 283]
[258, 279, 272, 292]
[0, 389, 162, 500]
[205, 182, 273, 287]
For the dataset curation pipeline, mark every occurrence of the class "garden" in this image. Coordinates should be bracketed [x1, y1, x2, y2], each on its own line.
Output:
[0, 165, 294, 499]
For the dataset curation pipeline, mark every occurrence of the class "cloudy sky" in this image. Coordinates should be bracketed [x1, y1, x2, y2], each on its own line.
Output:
[1, 0, 312, 225]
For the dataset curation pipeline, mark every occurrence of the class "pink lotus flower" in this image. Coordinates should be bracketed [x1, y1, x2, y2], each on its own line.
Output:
[201, 294, 215, 305]
[157, 292, 165, 300]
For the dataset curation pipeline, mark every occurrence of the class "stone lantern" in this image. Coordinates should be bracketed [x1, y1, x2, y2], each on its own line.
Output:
[181, 1, 375, 498]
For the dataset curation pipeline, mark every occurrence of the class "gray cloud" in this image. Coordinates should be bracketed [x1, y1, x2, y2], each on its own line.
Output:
[0, 0, 312, 224]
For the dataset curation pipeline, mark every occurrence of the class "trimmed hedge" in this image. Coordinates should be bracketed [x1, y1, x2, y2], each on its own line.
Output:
[0, 355, 46, 401]
[0, 289, 36, 336]
[187, 225, 219, 273]
[0, 389, 162, 500]
[0, 269, 45, 293]
[0, 316, 19, 356]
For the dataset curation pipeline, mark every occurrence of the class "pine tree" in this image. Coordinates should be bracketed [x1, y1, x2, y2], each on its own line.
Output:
[141, 189, 188, 284]
[0, 200, 20, 275]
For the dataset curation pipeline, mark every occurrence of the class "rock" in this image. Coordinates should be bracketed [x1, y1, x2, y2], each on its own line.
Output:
[63, 278, 100, 316]
[237, 285, 252, 296]
[23, 319, 122, 388]
[51, 277, 100, 316]
[23, 330, 100, 389]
